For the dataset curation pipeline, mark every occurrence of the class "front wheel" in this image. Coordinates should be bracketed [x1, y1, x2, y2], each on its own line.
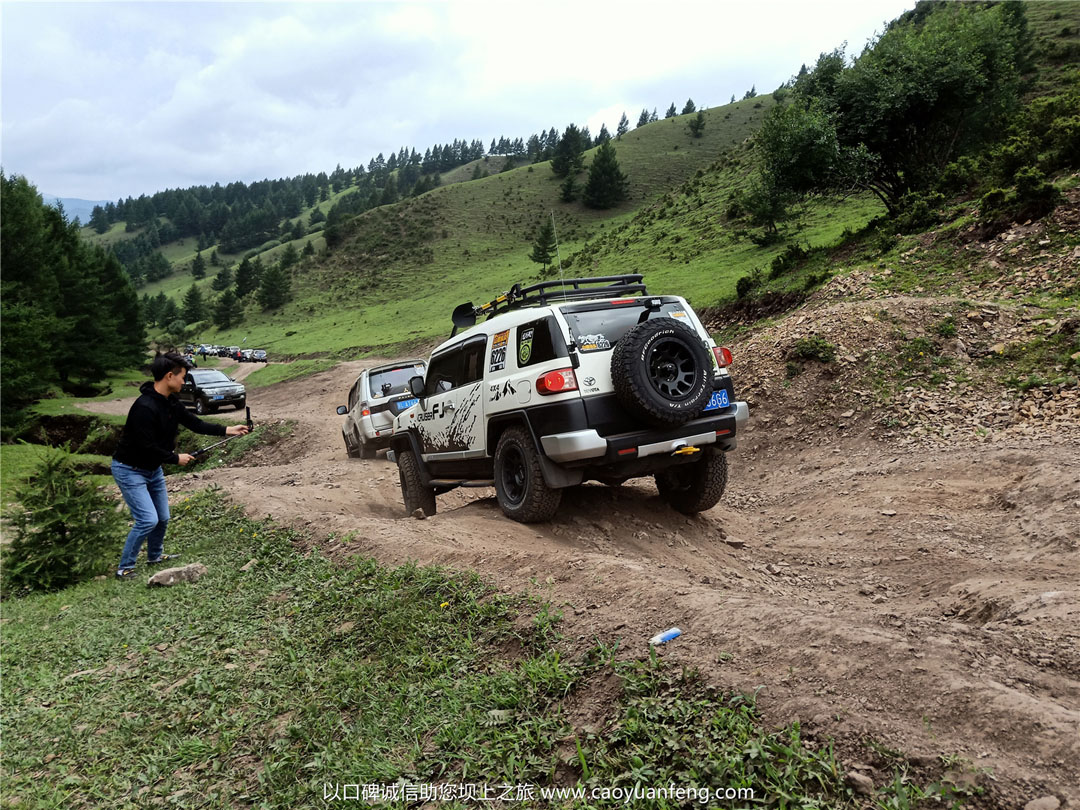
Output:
[397, 450, 436, 517]
[494, 426, 562, 523]
[655, 447, 728, 515]
[234, 400, 246, 411]
[195, 398, 214, 415]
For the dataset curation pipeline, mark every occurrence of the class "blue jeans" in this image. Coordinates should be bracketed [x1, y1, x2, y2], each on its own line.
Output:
[112, 460, 171, 570]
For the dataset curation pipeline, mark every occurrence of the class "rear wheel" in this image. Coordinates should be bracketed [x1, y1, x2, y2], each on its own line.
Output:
[360, 437, 377, 459]
[397, 450, 436, 516]
[655, 447, 728, 515]
[494, 426, 562, 523]
[343, 431, 360, 459]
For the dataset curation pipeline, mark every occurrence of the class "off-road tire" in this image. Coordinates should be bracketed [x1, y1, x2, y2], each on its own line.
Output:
[195, 398, 215, 416]
[494, 426, 562, 523]
[234, 400, 246, 411]
[611, 318, 712, 428]
[397, 449, 436, 517]
[360, 437, 377, 459]
[343, 431, 361, 459]
[655, 447, 728, 515]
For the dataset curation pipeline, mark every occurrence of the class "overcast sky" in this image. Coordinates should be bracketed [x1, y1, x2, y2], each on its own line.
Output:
[2, 1, 912, 202]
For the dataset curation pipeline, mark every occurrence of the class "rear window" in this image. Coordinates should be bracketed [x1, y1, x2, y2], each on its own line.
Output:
[561, 302, 693, 353]
[369, 363, 425, 398]
[515, 316, 567, 368]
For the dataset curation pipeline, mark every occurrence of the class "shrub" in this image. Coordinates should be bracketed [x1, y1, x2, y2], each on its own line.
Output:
[2, 445, 124, 594]
[769, 243, 810, 279]
[935, 317, 958, 337]
[939, 155, 980, 193]
[736, 269, 763, 300]
[789, 336, 836, 363]
[893, 191, 945, 234]
[979, 188, 1009, 217]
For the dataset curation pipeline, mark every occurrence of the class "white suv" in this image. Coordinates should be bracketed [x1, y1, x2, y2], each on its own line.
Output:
[337, 360, 427, 458]
[388, 275, 748, 522]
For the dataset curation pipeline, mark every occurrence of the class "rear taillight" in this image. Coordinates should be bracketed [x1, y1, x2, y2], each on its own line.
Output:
[361, 408, 371, 417]
[536, 368, 578, 395]
[713, 346, 733, 368]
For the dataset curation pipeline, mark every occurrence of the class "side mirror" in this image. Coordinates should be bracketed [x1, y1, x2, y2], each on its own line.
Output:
[408, 376, 425, 397]
[336, 405, 348, 415]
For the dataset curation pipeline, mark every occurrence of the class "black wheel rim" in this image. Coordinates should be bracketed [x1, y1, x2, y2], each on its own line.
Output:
[500, 445, 527, 506]
[647, 338, 698, 400]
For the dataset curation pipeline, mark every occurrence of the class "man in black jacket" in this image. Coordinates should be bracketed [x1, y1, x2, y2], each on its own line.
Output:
[112, 352, 249, 579]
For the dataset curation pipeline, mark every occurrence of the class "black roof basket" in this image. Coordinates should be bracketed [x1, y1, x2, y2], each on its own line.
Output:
[453, 275, 649, 331]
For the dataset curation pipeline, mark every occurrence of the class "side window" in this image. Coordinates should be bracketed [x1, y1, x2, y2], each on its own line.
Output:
[425, 350, 461, 396]
[515, 317, 566, 368]
[348, 377, 364, 410]
[461, 339, 485, 385]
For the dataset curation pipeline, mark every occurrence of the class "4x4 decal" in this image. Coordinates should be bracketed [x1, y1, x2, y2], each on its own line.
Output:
[488, 380, 517, 402]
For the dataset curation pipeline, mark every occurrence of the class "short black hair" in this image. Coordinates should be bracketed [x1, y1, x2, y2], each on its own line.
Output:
[151, 351, 193, 381]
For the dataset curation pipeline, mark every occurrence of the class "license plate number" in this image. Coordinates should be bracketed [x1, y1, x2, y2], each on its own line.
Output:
[703, 390, 730, 411]
[396, 398, 419, 412]
[213, 395, 224, 401]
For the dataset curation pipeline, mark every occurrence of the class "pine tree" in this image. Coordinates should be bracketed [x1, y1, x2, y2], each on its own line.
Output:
[649, 108, 658, 123]
[279, 242, 299, 270]
[743, 85, 757, 100]
[551, 124, 588, 178]
[637, 108, 650, 128]
[2, 446, 124, 592]
[688, 110, 706, 138]
[730, 94, 736, 104]
[89, 205, 109, 234]
[159, 298, 180, 328]
[528, 217, 557, 270]
[210, 248, 220, 267]
[213, 288, 238, 329]
[583, 141, 629, 209]
[560, 175, 578, 203]
[234, 256, 259, 297]
[616, 112, 630, 139]
[182, 284, 205, 323]
[211, 265, 233, 291]
[258, 263, 290, 310]
[665, 103, 677, 119]
[191, 250, 206, 279]
[682, 99, 696, 115]
[302, 240, 315, 257]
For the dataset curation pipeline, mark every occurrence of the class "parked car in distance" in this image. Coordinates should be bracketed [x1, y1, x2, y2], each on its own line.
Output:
[337, 360, 428, 458]
[239, 349, 255, 362]
[179, 368, 247, 414]
[251, 349, 268, 363]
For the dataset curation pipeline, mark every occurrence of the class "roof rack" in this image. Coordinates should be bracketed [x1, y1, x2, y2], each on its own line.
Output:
[453, 275, 649, 332]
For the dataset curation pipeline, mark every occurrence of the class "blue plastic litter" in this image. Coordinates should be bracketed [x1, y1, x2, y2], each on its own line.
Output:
[649, 627, 682, 645]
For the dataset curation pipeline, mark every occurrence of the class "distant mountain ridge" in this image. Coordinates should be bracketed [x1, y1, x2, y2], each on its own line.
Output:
[41, 194, 111, 225]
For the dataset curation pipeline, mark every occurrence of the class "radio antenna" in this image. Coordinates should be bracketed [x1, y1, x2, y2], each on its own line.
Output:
[550, 211, 567, 301]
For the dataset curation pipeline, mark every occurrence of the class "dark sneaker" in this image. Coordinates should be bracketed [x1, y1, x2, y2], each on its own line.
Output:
[115, 568, 137, 580]
[148, 553, 181, 565]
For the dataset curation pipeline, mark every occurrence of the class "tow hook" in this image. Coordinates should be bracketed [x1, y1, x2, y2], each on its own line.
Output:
[672, 446, 701, 456]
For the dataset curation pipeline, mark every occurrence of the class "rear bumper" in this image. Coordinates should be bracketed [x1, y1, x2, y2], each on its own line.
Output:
[540, 401, 748, 464]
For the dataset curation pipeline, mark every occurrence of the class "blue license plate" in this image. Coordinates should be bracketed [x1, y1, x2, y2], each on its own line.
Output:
[703, 390, 730, 411]
[212, 395, 224, 401]
[396, 398, 419, 412]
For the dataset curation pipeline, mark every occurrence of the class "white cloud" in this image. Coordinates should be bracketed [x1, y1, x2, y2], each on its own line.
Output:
[1, 0, 909, 200]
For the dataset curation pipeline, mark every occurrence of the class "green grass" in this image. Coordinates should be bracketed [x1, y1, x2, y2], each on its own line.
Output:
[242, 359, 339, 389]
[1, 489, 975, 809]
[0, 444, 111, 510]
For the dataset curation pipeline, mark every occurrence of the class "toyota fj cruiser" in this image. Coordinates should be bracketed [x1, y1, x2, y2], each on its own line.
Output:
[388, 275, 748, 522]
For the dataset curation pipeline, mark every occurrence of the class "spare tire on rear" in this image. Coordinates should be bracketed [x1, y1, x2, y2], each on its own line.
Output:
[611, 318, 712, 427]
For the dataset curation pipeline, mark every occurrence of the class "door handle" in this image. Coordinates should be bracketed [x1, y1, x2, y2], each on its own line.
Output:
[444, 401, 456, 410]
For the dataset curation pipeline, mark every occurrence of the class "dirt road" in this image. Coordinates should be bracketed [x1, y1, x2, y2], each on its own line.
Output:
[82, 357, 1079, 806]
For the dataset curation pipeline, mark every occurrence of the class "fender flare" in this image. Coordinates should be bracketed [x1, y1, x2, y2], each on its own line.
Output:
[387, 430, 434, 487]
[487, 412, 583, 490]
